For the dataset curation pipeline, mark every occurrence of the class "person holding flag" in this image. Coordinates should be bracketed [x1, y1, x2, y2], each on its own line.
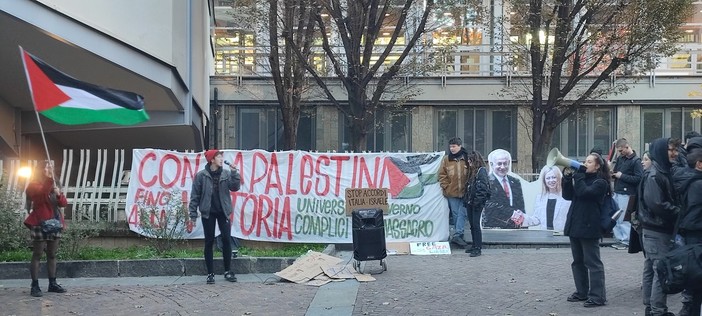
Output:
[23, 162, 68, 297]
[19, 47, 149, 294]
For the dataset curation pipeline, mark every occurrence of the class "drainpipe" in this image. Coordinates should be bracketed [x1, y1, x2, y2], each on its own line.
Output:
[212, 88, 219, 148]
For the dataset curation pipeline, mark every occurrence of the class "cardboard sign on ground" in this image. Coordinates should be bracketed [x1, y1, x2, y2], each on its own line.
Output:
[274, 251, 343, 284]
[344, 188, 389, 216]
[322, 264, 356, 279]
[409, 241, 452, 255]
[386, 242, 411, 255]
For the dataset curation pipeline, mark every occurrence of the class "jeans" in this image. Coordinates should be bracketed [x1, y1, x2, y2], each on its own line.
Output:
[642, 229, 675, 316]
[467, 205, 483, 249]
[447, 197, 467, 239]
[612, 193, 632, 244]
[202, 211, 232, 274]
[569, 237, 606, 304]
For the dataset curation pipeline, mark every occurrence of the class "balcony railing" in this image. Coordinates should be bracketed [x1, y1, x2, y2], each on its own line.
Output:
[214, 44, 702, 79]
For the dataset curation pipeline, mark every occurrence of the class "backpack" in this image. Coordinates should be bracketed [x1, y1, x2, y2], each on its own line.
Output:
[656, 243, 702, 294]
[600, 193, 621, 234]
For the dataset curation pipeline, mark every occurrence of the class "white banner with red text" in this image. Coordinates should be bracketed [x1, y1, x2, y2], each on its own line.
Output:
[125, 149, 449, 243]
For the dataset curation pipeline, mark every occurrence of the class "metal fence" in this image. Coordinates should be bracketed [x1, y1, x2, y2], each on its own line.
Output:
[1, 149, 129, 222]
[2, 149, 549, 223]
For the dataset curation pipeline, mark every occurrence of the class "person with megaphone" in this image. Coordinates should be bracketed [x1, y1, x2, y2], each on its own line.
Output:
[187, 149, 241, 284]
[561, 152, 611, 308]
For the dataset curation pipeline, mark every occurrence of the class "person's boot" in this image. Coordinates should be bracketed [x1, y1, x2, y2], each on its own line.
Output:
[224, 271, 237, 282]
[469, 248, 482, 257]
[206, 273, 215, 284]
[450, 235, 468, 248]
[30, 280, 42, 297]
[47, 278, 66, 293]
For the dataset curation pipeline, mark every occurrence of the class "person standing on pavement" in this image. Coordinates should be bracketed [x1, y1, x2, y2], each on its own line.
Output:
[23, 161, 68, 297]
[672, 149, 702, 316]
[562, 153, 610, 308]
[439, 137, 470, 248]
[462, 150, 490, 257]
[639, 138, 681, 316]
[611, 138, 644, 250]
[187, 150, 241, 284]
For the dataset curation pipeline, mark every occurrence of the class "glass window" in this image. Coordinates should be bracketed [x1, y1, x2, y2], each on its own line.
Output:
[237, 107, 316, 151]
[552, 108, 615, 161]
[640, 108, 702, 151]
[435, 107, 516, 156]
[642, 112, 664, 149]
[436, 110, 458, 150]
[339, 110, 412, 152]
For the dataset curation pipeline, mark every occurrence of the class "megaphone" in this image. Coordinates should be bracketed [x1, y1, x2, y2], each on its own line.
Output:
[546, 148, 582, 169]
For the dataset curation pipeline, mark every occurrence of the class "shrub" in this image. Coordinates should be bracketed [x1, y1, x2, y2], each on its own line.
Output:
[137, 189, 187, 255]
[58, 220, 106, 259]
[0, 182, 28, 252]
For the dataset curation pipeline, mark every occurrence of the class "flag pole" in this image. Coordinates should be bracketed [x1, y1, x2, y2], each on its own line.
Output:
[19, 46, 57, 183]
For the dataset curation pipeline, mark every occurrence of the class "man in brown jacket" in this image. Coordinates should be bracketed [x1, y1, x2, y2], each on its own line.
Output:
[439, 137, 469, 247]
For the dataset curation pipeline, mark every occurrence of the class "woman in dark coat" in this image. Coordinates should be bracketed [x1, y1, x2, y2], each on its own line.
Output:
[562, 153, 610, 307]
[462, 150, 490, 257]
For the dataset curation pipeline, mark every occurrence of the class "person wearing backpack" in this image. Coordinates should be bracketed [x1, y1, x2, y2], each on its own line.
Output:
[638, 138, 682, 316]
[672, 148, 702, 316]
[562, 152, 610, 308]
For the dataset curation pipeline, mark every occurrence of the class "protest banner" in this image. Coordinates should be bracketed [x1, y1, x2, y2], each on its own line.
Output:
[125, 149, 448, 243]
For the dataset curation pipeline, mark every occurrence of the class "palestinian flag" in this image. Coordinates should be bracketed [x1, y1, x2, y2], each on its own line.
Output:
[20, 48, 149, 125]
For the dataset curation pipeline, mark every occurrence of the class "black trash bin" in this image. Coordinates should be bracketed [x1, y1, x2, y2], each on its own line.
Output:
[352, 208, 387, 272]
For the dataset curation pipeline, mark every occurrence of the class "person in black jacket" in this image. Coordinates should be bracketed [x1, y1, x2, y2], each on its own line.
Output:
[638, 138, 681, 316]
[611, 138, 643, 249]
[562, 152, 610, 308]
[462, 150, 490, 257]
[672, 149, 702, 316]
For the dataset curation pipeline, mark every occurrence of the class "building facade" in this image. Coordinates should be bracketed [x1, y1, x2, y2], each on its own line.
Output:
[210, 0, 702, 171]
[0, 0, 214, 161]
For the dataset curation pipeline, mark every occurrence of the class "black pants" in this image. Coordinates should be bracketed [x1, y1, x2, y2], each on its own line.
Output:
[681, 234, 702, 315]
[467, 205, 483, 249]
[569, 237, 606, 304]
[202, 211, 232, 274]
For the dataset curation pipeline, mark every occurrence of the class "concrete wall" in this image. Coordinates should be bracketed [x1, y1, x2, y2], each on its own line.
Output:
[411, 106, 434, 151]
[37, 0, 212, 120]
[37, 0, 175, 65]
[316, 106, 340, 151]
[0, 99, 19, 158]
[616, 105, 643, 153]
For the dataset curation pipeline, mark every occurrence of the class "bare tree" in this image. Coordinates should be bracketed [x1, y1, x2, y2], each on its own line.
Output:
[288, 0, 436, 151]
[505, 0, 694, 168]
[268, 0, 317, 149]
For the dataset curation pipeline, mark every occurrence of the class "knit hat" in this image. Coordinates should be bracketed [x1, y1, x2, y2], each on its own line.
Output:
[204, 149, 221, 162]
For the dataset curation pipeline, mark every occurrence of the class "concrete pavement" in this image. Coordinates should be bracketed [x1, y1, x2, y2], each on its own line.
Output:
[0, 247, 683, 316]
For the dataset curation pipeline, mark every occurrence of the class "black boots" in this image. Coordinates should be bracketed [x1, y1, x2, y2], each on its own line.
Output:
[30, 280, 42, 297]
[465, 247, 482, 257]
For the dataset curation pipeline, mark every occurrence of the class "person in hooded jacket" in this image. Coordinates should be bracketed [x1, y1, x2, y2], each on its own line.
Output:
[187, 149, 241, 284]
[562, 152, 610, 308]
[672, 148, 702, 316]
[638, 138, 681, 316]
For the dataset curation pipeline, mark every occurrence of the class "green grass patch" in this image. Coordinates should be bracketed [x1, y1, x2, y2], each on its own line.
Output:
[0, 243, 327, 262]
